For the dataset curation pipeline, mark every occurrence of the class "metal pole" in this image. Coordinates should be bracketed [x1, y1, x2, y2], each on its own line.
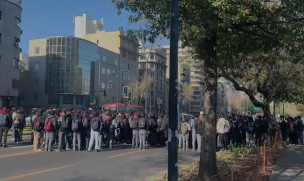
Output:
[168, 0, 179, 180]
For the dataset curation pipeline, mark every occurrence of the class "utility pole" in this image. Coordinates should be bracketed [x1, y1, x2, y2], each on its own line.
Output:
[168, 0, 179, 180]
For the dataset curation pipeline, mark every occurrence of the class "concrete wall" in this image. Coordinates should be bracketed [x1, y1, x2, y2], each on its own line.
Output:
[0, 0, 22, 104]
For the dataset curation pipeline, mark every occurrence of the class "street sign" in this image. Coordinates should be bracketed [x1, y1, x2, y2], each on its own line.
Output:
[89, 96, 97, 106]
[253, 107, 258, 111]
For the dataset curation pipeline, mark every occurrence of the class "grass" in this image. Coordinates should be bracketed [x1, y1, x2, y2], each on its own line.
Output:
[7, 127, 32, 136]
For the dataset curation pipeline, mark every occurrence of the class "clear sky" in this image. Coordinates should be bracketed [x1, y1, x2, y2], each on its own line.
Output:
[20, 0, 138, 53]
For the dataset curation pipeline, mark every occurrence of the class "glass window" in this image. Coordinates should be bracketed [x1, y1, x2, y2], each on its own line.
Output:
[115, 59, 118, 65]
[13, 58, 18, 68]
[0, 55, 1, 64]
[107, 69, 111, 74]
[103, 55, 106, 62]
[128, 75, 130, 81]
[102, 67, 105, 74]
[0, 11, 2, 20]
[0, 33, 1, 42]
[122, 73, 126, 80]
[112, 70, 115, 74]
[101, 82, 105, 89]
[15, 17, 21, 27]
[34, 62, 39, 70]
[34, 47, 40, 54]
[122, 50, 126, 58]
[122, 62, 126, 70]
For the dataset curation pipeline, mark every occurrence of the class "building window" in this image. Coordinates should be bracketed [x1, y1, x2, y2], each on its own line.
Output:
[34, 62, 39, 70]
[102, 67, 105, 74]
[0, 11, 2, 20]
[128, 52, 131, 59]
[101, 82, 105, 89]
[34, 93, 38, 101]
[127, 64, 130, 70]
[122, 50, 126, 58]
[97, 40, 99, 44]
[15, 17, 21, 27]
[0, 33, 1, 43]
[112, 70, 115, 74]
[12, 79, 19, 89]
[34, 47, 40, 54]
[122, 62, 126, 70]
[0, 55, 1, 64]
[107, 69, 111, 74]
[13, 58, 18, 68]
[150, 53, 155, 59]
[103, 55, 106, 62]
[122, 73, 126, 80]
[115, 59, 118, 65]
[128, 75, 130, 81]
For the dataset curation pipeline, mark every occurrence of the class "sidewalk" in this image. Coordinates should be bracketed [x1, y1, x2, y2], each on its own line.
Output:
[269, 145, 304, 181]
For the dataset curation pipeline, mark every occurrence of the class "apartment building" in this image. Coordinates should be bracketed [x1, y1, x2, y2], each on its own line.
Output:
[139, 47, 167, 113]
[26, 36, 120, 108]
[0, 0, 22, 107]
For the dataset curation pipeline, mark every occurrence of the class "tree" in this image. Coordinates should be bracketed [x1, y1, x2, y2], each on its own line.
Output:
[111, 0, 304, 179]
[128, 73, 154, 107]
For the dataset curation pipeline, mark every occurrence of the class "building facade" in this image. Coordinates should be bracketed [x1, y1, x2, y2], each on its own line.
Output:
[26, 36, 120, 108]
[0, 0, 22, 107]
[73, 13, 103, 38]
[139, 47, 167, 114]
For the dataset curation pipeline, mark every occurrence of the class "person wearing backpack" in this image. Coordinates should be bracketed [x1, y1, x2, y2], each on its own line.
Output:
[57, 110, 71, 151]
[138, 114, 148, 149]
[81, 111, 91, 150]
[217, 114, 231, 150]
[129, 113, 139, 148]
[13, 110, 23, 144]
[88, 112, 102, 152]
[44, 110, 57, 151]
[0, 107, 11, 148]
[72, 112, 82, 151]
[180, 118, 191, 150]
[32, 111, 43, 151]
[245, 117, 256, 147]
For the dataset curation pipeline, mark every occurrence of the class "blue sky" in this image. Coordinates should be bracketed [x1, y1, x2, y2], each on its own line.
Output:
[20, 0, 138, 53]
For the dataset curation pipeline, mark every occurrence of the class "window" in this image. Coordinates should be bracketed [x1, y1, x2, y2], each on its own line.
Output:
[150, 53, 155, 59]
[127, 64, 130, 70]
[13, 58, 18, 68]
[97, 40, 99, 44]
[102, 67, 105, 74]
[112, 70, 115, 74]
[128, 52, 131, 59]
[0, 11, 2, 20]
[34, 62, 39, 70]
[103, 55, 106, 62]
[115, 59, 118, 65]
[122, 62, 126, 70]
[122, 73, 126, 80]
[101, 82, 105, 89]
[0, 55, 1, 64]
[128, 75, 130, 81]
[107, 69, 111, 74]
[122, 50, 126, 58]
[15, 17, 21, 27]
[34, 93, 38, 101]
[34, 47, 40, 54]
[0, 33, 1, 42]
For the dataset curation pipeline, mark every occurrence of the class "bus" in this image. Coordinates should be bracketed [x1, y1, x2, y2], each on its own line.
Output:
[103, 103, 145, 113]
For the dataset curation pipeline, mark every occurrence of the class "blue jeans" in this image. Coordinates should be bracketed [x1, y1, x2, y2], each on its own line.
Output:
[14, 127, 21, 142]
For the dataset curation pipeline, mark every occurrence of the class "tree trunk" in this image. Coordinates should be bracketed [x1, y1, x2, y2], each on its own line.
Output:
[198, 36, 218, 181]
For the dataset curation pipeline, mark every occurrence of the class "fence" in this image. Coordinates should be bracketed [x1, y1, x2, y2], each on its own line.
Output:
[206, 131, 283, 181]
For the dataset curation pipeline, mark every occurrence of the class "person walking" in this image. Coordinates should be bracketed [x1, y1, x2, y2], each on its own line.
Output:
[0, 107, 11, 148]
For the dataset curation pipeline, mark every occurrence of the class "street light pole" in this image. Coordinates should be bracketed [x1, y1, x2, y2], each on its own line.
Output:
[168, 0, 179, 180]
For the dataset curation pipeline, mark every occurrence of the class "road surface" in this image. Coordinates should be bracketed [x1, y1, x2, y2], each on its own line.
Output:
[0, 136, 199, 181]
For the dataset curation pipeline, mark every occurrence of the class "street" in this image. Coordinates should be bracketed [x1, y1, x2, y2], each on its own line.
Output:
[0, 136, 199, 181]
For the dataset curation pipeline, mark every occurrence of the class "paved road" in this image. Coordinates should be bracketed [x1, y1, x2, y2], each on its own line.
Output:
[0, 137, 199, 181]
[269, 145, 304, 181]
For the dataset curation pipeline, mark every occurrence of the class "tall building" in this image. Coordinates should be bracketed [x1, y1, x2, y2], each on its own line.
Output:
[73, 13, 103, 38]
[19, 53, 28, 70]
[0, 0, 22, 107]
[26, 36, 120, 108]
[139, 47, 167, 113]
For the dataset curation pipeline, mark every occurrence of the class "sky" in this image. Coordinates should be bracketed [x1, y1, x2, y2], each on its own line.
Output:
[20, 0, 141, 53]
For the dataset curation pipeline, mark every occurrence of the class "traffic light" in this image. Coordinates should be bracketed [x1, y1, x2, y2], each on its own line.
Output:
[122, 86, 129, 98]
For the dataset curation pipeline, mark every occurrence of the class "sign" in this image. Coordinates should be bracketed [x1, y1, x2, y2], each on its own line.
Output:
[253, 107, 258, 111]
[89, 96, 97, 106]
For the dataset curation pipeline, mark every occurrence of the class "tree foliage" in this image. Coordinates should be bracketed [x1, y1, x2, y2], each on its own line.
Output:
[128, 73, 154, 105]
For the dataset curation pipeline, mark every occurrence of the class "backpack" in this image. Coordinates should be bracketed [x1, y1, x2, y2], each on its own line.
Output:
[44, 119, 53, 132]
[82, 117, 89, 128]
[33, 117, 42, 131]
[91, 120, 100, 131]
[181, 124, 189, 134]
[247, 121, 254, 133]
[0, 114, 7, 126]
[111, 119, 117, 129]
[138, 118, 146, 129]
[72, 118, 80, 132]
[60, 117, 69, 129]
[130, 118, 137, 129]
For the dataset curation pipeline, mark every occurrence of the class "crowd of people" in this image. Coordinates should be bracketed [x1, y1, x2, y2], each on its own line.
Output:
[0, 106, 302, 152]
